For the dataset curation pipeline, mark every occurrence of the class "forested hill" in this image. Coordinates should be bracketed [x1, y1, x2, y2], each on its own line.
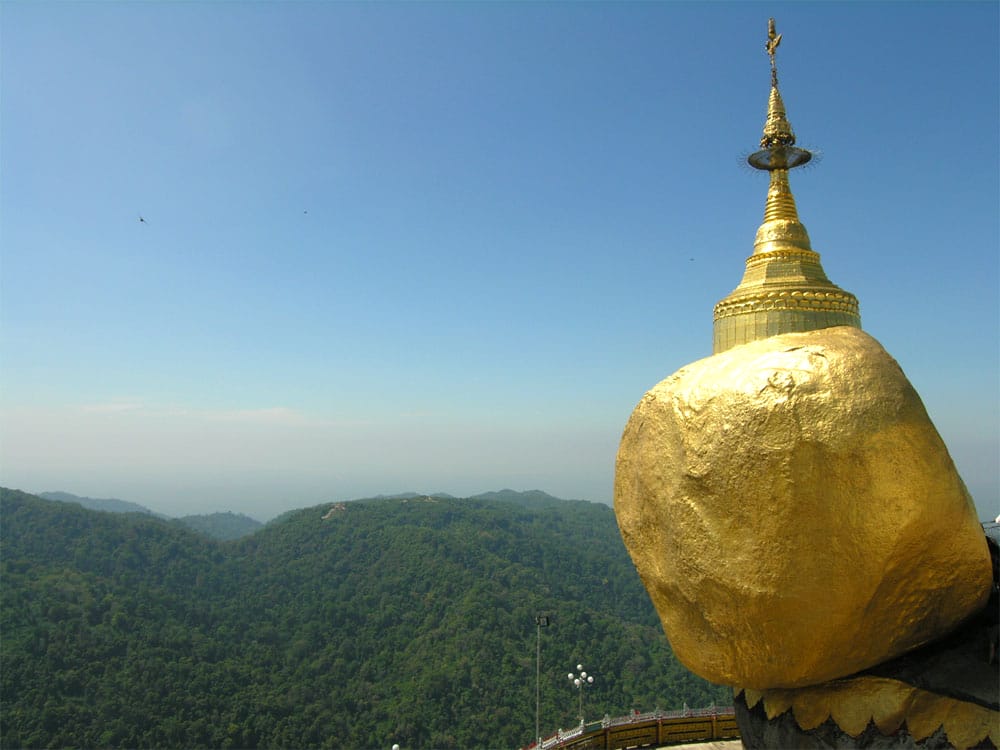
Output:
[36, 490, 263, 540]
[0, 488, 728, 749]
[172, 511, 263, 541]
[38, 490, 159, 516]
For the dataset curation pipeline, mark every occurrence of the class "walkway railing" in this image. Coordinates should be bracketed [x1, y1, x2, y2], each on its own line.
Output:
[522, 705, 738, 750]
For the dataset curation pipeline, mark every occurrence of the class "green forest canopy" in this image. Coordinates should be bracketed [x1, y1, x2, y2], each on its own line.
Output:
[1, 487, 730, 749]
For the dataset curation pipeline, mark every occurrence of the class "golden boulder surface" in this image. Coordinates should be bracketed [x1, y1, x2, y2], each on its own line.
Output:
[614, 326, 991, 690]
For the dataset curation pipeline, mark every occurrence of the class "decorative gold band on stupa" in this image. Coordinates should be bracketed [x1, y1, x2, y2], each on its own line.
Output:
[713, 19, 860, 354]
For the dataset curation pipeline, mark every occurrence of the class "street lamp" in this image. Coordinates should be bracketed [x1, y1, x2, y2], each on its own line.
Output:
[567, 664, 594, 725]
[535, 615, 550, 746]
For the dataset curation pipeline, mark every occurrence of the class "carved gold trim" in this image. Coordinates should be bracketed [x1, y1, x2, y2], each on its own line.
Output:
[744, 249, 820, 267]
[714, 290, 860, 320]
[738, 679, 998, 750]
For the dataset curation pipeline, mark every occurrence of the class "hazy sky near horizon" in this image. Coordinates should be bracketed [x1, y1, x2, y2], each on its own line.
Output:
[2, 2, 997, 522]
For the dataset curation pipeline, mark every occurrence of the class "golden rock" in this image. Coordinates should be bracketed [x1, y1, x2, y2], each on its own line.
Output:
[614, 326, 991, 689]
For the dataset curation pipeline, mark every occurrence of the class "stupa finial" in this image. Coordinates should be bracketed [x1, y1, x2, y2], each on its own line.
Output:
[766, 17, 782, 86]
[748, 18, 812, 170]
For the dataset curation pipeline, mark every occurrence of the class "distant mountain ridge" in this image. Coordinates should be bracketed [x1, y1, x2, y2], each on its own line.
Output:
[31, 488, 589, 540]
[371, 491, 459, 500]
[39, 491, 159, 516]
[172, 511, 263, 541]
[369, 488, 574, 506]
[37, 491, 261, 540]
[470, 488, 574, 507]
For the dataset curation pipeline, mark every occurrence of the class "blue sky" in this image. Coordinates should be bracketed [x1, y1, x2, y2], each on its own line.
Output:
[1, 1, 997, 522]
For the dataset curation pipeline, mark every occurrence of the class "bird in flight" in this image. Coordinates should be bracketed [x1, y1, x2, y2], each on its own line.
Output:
[138, 215, 148, 224]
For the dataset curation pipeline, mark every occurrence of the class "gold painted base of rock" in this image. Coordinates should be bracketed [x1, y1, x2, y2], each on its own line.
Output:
[614, 326, 991, 689]
[739, 678, 999, 750]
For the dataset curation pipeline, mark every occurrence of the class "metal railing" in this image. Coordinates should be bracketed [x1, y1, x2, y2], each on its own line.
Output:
[524, 705, 738, 750]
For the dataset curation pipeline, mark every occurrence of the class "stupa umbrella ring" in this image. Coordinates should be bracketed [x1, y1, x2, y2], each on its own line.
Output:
[747, 144, 812, 171]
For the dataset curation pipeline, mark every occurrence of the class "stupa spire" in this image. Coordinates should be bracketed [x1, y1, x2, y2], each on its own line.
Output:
[712, 19, 861, 354]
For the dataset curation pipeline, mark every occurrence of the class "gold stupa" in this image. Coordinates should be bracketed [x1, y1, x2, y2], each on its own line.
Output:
[713, 19, 860, 353]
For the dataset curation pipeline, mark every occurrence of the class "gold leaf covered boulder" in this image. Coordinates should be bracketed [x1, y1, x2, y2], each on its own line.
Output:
[614, 326, 991, 689]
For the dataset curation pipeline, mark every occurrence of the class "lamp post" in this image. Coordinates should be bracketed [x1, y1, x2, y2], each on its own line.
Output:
[567, 664, 594, 725]
[534, 615, 549, 746]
